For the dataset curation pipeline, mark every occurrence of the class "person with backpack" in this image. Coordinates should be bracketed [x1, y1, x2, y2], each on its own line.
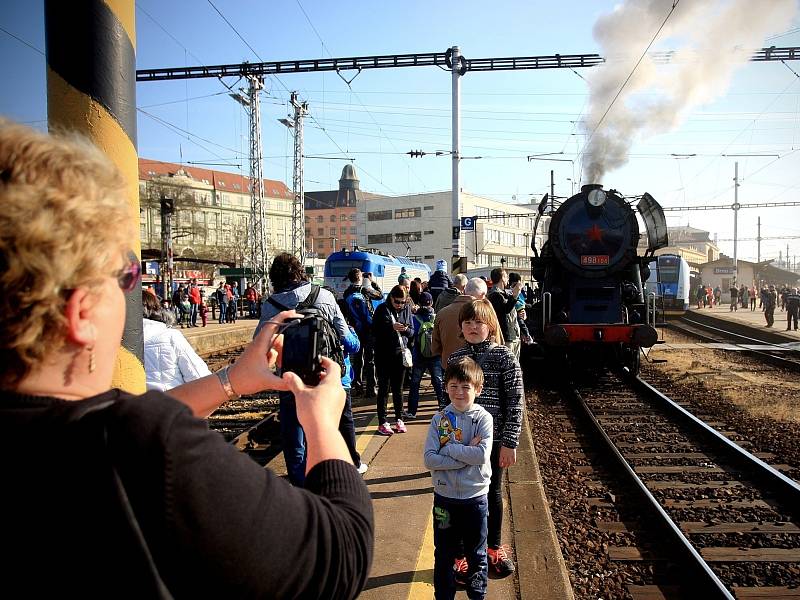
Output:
[343, 268, 382, 398]
[255, 254, 351, 487]
[407, 292, 444, 419]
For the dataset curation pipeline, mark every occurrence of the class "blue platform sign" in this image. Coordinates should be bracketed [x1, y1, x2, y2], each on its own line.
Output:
[460, 216, 476, 231]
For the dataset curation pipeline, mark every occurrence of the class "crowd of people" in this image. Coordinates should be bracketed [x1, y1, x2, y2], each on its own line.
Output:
[695, 282, 799, 329]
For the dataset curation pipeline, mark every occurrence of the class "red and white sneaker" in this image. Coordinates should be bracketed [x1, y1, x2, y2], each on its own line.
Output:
[394, 419, 407, 433]
[488, 544, 515, 577]
[377, 422, 394, 436]
[453, 556, 468, 586]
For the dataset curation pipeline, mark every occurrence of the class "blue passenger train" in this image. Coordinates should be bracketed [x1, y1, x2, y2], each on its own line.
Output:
[644, 254, 691, 318]
[323, 249, 431, 298]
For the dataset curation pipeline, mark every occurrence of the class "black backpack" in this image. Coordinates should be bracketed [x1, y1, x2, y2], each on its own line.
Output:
[268, 285, 347, 374]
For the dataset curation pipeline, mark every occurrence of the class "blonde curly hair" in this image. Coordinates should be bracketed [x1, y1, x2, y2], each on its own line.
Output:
[0, 120, 134, 386]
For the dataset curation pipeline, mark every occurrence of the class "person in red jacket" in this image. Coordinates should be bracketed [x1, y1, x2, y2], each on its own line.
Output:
[188, 280, 201, 327]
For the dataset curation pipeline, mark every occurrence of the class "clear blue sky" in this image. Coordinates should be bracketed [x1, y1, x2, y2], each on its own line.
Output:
[2, 0, 799, 265]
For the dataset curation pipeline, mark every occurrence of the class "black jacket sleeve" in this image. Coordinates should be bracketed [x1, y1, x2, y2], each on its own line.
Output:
[121, 397, 373, 600]
[489, 290, 517, 315]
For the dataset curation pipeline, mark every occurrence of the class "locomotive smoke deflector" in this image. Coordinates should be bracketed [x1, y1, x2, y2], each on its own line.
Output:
[637, 192, 669, 253]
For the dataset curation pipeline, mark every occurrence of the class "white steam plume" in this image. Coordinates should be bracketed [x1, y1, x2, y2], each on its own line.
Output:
[581, 0, 798, 184]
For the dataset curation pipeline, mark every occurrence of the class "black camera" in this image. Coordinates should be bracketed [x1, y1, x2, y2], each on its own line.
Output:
[281, 316, 325, 386]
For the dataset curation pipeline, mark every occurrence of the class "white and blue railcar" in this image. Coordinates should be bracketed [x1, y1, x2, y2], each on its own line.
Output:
[324, 249, 431, 298]
[644, 254, 691, 317]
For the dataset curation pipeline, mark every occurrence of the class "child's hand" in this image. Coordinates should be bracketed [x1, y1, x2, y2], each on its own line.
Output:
[469, 435, 482, 446]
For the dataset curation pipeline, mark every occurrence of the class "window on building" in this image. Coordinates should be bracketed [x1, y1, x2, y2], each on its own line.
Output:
[316, 215, 323, 223]
[350, 226, 357, 234]
[349, 214, 356, 221]
[305, 228, 311, 236]
[424, 230, 435, 235]
[340, 227, 347, 236]
[367, 210, 392, 221]
[340, 214, 348, 221]
[367, 233, 393, 244]
[328, 227, 336, 236]
[424, 205, 434, 211]
[424, 255, 435, 259]
[317, 227, 324, 236]
[395, 207, 421, 219]
[395, 231, 422, 242]
[317, 239, 325, 249]
[330, 215, 336, 222]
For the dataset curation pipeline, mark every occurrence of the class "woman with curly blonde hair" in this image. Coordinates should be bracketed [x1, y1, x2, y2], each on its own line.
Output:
[0, 120, 372, 599]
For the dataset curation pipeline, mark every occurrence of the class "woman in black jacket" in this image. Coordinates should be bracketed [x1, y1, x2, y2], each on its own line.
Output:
[372, 285, 414, 435]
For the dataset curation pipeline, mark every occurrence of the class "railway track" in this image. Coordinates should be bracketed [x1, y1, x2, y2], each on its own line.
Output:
[668, 317, 800, 373]
[562, 372, 800, 599]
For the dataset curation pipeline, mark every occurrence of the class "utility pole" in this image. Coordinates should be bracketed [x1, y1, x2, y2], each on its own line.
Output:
[733, 162, 739, 288]
[287, 92, 308, 264]
[160, 196, 175, 300]
[451, 45, 464, 263]
[757, 216, 761, 264]
[232, 76, 268, 293]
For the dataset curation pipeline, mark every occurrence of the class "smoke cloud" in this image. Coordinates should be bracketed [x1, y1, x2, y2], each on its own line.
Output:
[581, 0, 798, 184]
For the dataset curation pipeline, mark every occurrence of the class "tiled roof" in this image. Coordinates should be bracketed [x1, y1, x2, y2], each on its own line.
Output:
[138, 159, 293, 199]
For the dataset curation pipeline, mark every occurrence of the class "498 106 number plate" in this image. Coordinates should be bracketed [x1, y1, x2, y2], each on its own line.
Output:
[580, 255, 610, 265]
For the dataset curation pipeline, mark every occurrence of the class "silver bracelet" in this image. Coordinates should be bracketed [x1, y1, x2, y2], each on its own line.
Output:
[216, 365, 240, 401]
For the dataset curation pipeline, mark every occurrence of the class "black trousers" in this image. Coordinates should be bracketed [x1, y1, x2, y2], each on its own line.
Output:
[352, 333, 376, 395]
[376, 356, 405, 423]
[788, 308, 799, 330]
[488, 442, 506, 548]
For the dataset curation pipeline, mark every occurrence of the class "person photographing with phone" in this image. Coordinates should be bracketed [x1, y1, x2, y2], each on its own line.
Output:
[372, 285, 414, 436]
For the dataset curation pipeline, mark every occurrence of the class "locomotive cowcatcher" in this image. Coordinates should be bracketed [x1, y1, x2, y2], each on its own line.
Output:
[527, 184, 668, 375]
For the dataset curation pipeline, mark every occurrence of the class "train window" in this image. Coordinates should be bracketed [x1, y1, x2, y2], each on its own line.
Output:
[326, 260, 364, 277]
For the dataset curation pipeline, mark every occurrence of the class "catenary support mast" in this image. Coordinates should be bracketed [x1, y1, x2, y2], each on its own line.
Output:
[289, 92, 309, 263]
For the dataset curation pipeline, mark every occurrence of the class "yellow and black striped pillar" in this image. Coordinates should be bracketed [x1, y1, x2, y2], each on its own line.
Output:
[45, 0, 145, 393]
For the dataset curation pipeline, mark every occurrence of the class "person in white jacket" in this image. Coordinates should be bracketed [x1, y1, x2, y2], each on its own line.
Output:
[142, 291, 212, 391]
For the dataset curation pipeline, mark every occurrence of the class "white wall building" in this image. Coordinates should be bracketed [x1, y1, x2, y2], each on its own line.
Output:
[355, 190, 547, 277]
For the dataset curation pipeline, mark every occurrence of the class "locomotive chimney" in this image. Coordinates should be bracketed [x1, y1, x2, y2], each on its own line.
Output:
[581, 184, 603, 193]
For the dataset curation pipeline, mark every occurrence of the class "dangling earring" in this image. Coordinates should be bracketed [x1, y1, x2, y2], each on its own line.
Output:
[87, 345, 96, 374]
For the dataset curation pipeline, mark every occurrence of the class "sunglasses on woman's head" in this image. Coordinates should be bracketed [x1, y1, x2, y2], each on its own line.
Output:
[115, 251, 142, 293]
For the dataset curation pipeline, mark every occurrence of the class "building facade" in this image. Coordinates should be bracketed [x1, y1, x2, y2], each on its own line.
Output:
[138, 159, 294, 277]
[355, 190, 545, 274]
[304, 164, 386, 258]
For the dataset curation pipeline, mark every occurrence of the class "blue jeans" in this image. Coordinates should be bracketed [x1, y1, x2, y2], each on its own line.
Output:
[189, 302, 198, 325]
[408, 356, 443, 415]
[279, 391, 306, 486]
[218, 303, 227, 324]
[433, 493, 488, 600]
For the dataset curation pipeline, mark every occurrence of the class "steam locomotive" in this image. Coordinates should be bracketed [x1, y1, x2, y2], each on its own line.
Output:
[527, 184, 668, 375]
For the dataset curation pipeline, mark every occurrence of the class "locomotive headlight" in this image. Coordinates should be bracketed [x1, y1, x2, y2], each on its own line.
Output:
[587, 189, 607, 207]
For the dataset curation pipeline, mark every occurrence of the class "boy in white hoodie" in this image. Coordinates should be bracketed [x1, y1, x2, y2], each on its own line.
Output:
[423, 357, 493, 600]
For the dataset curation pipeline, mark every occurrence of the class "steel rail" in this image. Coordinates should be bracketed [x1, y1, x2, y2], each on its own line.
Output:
[565, 385, 735, 599]
[673, 317, 800, 373]
[632, 376, 800, 518]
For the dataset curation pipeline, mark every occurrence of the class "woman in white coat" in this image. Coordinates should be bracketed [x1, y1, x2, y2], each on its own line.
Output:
[143, 291, 212, 391]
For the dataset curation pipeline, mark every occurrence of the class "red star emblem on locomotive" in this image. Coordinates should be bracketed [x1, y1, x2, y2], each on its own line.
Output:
[586, 224, 604, 242]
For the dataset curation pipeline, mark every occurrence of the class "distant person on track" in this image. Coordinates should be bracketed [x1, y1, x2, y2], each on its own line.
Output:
[424, 357, 492, 599]
[764, 285, 778, 327]
[0, 121, 373, 599]
[448, 299, 522, 579]
[786, 288, 799, 331]
[729, 284, 738, 311]
[142, 291, 211, 391]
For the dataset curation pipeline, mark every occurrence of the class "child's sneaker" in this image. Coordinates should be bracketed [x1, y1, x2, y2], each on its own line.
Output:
[488, 544, 515, 577]
[394, 419, 407, 433]
[377, 422, 394, 436]
[453, 556, 468, 587]
[357, 462, 369, 475]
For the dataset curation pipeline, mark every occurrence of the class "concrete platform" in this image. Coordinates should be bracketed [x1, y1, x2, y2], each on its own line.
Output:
[181, 319, 258, 356]
[263, 388, 573, 600]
